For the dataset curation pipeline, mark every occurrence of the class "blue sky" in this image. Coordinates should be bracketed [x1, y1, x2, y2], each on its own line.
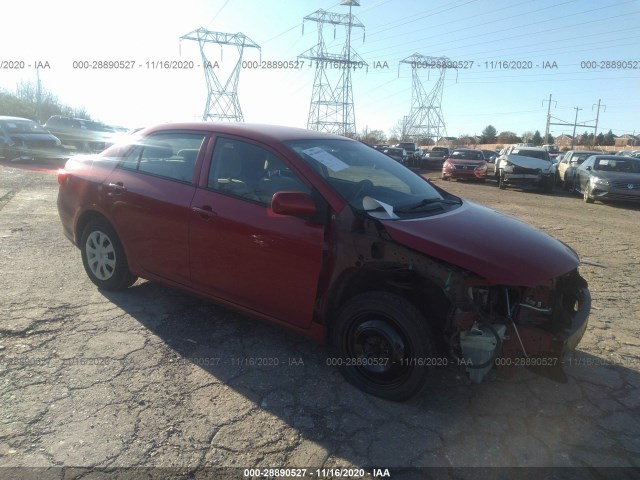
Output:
[1, 0, 638, 139]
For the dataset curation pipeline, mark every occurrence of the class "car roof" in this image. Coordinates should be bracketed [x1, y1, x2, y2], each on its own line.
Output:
[590, 155, 633, 159]
[140, 122, 350, 143]
[511, 146, 545, 151]
[0, 116, 36, 122]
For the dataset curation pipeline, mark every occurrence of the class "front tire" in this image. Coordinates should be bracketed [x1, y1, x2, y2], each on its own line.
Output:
[498, 170, 507, 189]
[330, 292, 435, 401]
[80, 218, 137, 290]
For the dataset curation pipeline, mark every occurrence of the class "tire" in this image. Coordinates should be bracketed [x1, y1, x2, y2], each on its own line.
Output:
[329, 292, 436, 401]
[80, 218, 137, 290]
[498, 170, 507, 190]
[583, 182, 595, 203]
[542, 178, 553, 194]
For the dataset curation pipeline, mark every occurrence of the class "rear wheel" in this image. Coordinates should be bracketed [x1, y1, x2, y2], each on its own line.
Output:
[80, 218, 137, 290]
[330, 292, 435, 401]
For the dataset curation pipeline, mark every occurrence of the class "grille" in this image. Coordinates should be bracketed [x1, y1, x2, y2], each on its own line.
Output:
[611, 182, 640, 190]
[512, 166, 539, 175]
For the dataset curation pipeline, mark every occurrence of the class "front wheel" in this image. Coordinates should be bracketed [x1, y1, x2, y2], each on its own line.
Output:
[80, 218, 137, 290]
[330, 292, 435, 401]
[498, 170, 507, 189]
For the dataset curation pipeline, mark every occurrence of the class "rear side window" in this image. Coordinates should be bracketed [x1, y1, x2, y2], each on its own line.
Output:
[122, 132, 205, 183]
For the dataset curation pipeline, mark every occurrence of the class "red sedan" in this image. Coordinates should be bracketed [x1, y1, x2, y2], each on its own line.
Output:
[57, 123, 590, 401]
[442, 149, 488, 181]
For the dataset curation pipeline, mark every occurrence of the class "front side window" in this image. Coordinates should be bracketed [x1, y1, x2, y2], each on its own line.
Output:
[208, 138, 310, 205]
[286, 139, 459, 218]
[129, 132, 205, 182]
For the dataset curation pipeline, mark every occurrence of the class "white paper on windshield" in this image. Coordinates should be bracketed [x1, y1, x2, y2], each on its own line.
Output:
[362, 196, 399, 220]
[302, 147, 349, 172]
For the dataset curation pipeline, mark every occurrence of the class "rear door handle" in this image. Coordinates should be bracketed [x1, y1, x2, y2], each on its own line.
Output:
[107, 182, 127, 194]
[192, 205, 217, 219]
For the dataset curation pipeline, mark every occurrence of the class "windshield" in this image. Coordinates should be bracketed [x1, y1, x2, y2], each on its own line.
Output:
[451, 150, 483, 160]
[595, 157, 640, 173]
[285, 139, 457, 217]
[0, 119, 48, 134]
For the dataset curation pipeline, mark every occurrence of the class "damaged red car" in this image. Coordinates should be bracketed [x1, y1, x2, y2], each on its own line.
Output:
[57, 123, 591, 401]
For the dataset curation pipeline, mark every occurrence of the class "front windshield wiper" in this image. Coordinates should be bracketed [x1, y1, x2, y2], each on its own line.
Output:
[394, 197, 460, 213]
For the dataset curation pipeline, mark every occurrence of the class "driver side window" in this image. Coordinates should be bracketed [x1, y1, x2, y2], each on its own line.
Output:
[208, 138, 309, 206]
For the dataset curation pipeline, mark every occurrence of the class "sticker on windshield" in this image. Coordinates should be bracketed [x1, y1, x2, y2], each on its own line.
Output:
[302, 147, 349, 172]
[599, 159, 610, 165]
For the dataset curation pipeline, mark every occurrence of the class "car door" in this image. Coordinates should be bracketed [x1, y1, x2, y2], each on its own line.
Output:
[104, 131, 207, 285]
[189, 136, 326, 328]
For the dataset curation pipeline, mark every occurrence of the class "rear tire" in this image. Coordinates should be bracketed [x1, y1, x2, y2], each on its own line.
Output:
[80, 218, 137, 290]
[330, 292, 435, 401]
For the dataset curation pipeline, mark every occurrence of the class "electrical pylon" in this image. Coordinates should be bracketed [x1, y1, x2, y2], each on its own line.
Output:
[299, 1, 367, 137]
[399, 53, 454, 142]
[180, 28, 260, 122]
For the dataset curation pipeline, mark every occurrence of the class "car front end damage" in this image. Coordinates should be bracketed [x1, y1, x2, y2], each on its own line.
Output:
[325, 201, 591, 386]
[500, 155, 555, 191]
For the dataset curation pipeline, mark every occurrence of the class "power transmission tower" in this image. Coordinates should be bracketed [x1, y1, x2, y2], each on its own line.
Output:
[180, 28, 260, 122]
[399, 54, 454, 143]
[298, 1, 367, 137]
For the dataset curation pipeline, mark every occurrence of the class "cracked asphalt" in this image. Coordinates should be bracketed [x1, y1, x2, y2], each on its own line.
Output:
[1, 162, 639, 479]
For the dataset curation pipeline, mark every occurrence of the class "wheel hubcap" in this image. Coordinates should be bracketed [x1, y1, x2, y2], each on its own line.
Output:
[85, 230, 116, 280]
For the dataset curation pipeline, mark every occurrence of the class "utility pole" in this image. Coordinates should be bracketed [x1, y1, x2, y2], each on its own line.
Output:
[299, 2, 366, 137]
[180, 28, 260, 122]
[36, 67, 42, 123]
[591, 99, 606, 148]
[399, 54, 454, 144]
[542, 94, 556, 144]
[571, 107, 582, 149]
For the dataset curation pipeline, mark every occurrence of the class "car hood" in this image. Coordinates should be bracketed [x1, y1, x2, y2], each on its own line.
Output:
[593, 171, 640, 183]
[382, 200, 579, 286]
[506, 155, 553, 170]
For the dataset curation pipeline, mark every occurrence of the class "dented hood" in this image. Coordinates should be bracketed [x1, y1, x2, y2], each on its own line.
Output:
[506, 155, 554, 170]
[382, 200, 579, 286]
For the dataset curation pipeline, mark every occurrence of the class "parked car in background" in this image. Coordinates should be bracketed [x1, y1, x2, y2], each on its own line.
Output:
[556, 150, 601, 190]
[397, 142, 422, 167]
[0, 116, 63, 161]
[383, 147, 408, 164]
[424, 146, 451, 168]
[542, 144, 560, 160]
[480, 150, 497, 163]
[57, 122, 591, 401]
[43, 115, 120, 153]
[575, 155, 640, 204]
[442, 149, 487, 181]
[372, 144, 389, 151]
[495, 146, 555, 192]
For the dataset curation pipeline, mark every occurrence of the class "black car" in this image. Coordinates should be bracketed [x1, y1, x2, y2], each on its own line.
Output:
[383, 147, 408, 165]
[0, 116, 62, 161]
[575, 155, 640, 204]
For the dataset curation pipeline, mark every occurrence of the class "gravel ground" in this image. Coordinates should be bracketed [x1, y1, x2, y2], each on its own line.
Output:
[1, 161, 639, 479]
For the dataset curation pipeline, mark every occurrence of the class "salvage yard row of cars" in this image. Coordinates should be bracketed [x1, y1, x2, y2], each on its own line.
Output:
[0, 115, 125, 161]
[427, 144, 640, 204]
[57, 122, 593, 401]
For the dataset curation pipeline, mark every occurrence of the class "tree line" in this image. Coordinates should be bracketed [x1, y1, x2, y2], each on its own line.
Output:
[0, 81, 91, 123]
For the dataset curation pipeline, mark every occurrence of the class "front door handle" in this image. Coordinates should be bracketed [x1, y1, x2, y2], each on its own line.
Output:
[107, 182, 127, 194]
[192, 205, 217, 219]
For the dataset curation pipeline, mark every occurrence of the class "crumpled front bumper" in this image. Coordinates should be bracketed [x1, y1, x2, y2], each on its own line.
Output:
[553, 286, 591, 356]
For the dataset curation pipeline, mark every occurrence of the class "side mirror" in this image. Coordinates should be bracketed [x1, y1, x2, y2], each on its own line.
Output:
[271, 191, 317, 217]
[585, 166, 592, 171]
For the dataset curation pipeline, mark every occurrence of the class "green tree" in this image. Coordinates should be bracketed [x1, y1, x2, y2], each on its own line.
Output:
[596, 132, 605, 146]
[497, 131, 520, 144]
[532, 130, 542, 146]
[481, 125, 497, 143]
[603, 129, 616, 146]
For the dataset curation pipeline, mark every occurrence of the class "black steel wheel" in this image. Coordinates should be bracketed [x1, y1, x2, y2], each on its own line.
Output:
[80, 218, 137, 290]
[330, 292, 435, 401]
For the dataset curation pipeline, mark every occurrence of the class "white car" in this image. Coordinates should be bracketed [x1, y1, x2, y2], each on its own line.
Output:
[495, 146, 555, 193]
